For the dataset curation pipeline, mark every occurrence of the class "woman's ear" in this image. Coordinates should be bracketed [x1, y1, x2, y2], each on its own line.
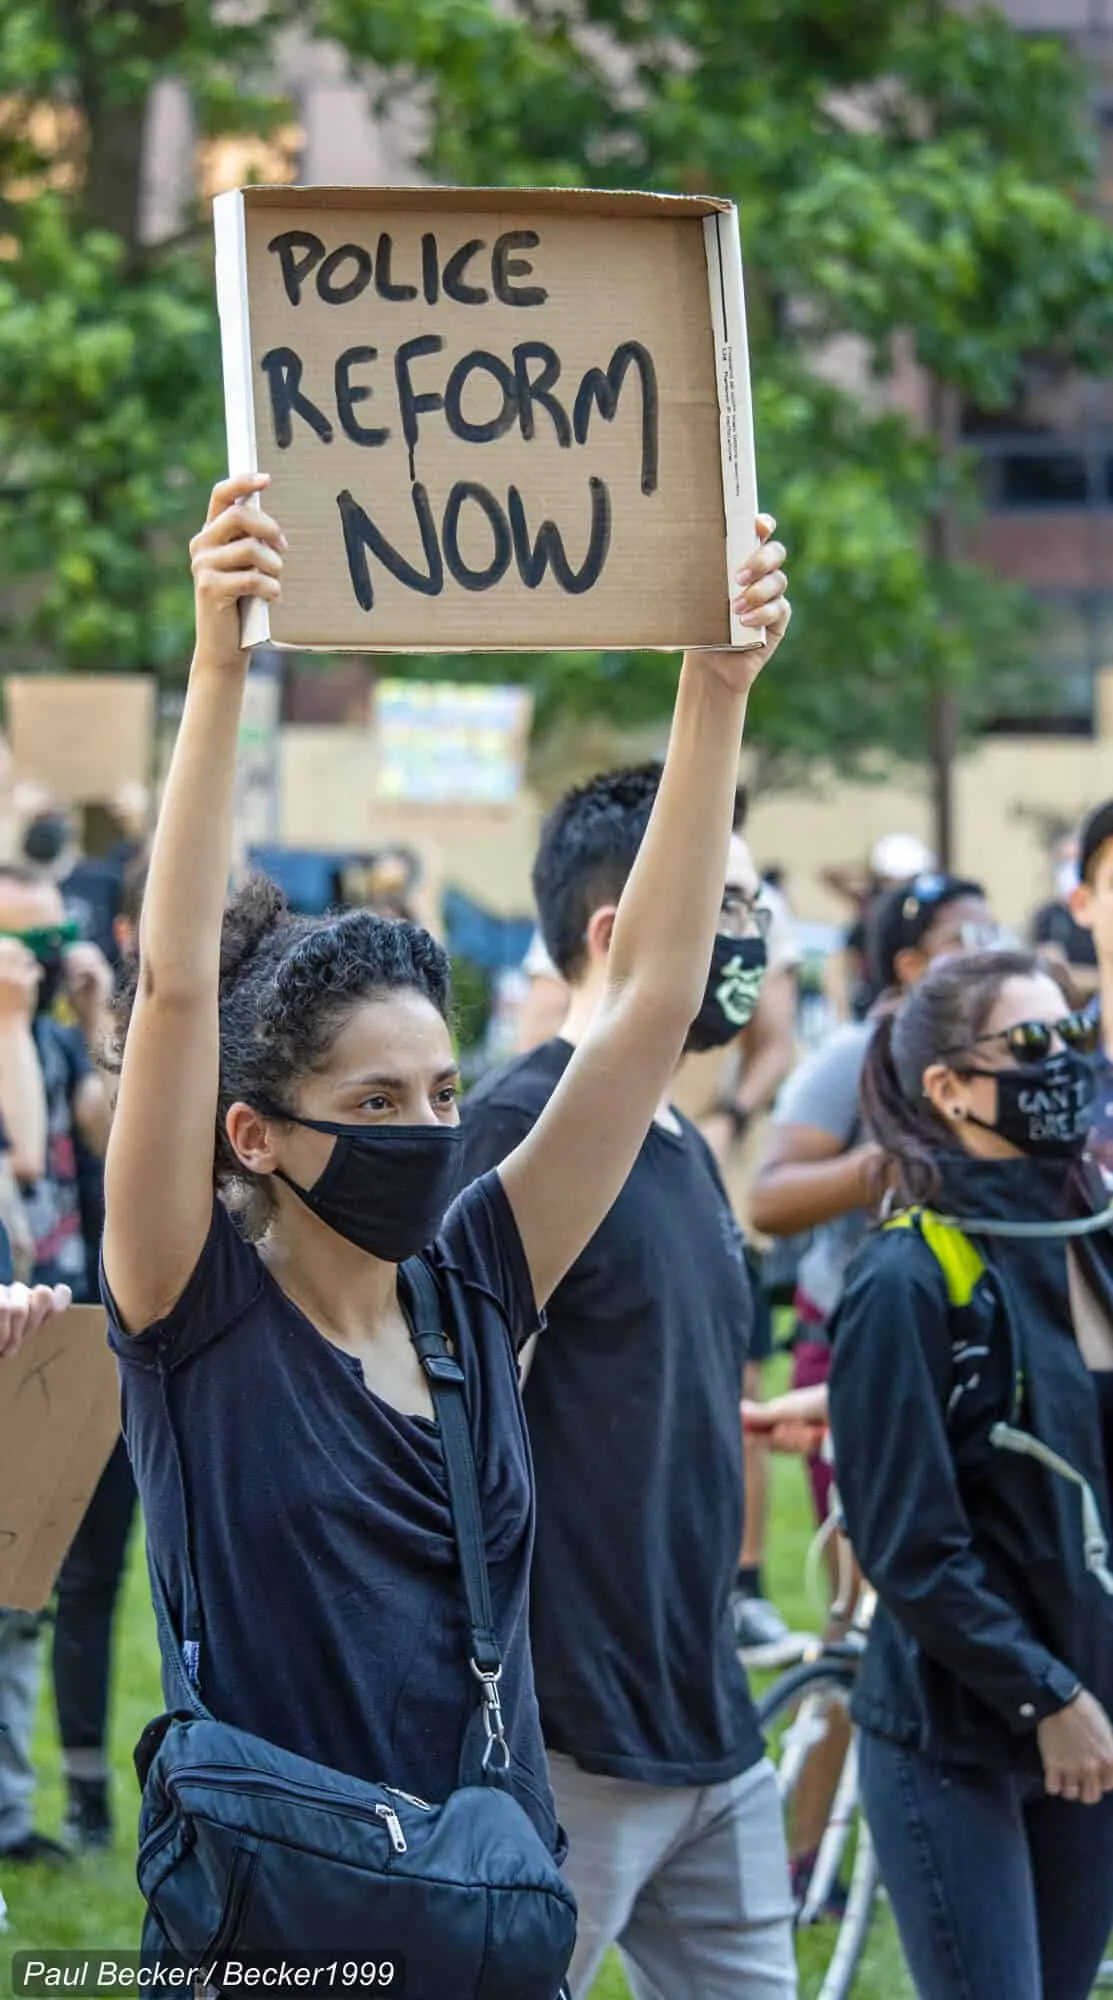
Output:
[922, 1062, 968, 1125]
[224, 1102, 283, 1177]
[584, 905, 618, 964]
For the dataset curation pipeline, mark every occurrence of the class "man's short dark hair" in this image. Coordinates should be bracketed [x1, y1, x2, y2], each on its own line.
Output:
[1080, 801, 1113, 885]
[532, 764, 662, 980]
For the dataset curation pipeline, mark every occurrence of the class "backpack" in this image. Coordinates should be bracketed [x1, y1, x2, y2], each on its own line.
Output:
[133, 1257, 577, 1998]
[882, 1207, 1113, 1595]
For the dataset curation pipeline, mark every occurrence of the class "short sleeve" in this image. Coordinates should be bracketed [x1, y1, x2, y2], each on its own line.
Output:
[102, 1199, 264, 1372]
[760, 885, 802, 977]
[774, 1026, 869, 1142]
[434, 1169, 542, 1354]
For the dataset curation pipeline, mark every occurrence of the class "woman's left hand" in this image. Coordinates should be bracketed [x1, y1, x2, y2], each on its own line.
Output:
[702, 515, 791, 697]
[0, 1283, 73, 1360]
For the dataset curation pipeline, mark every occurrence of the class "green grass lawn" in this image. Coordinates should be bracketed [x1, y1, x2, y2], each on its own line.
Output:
[0, 1399, 912, 2000]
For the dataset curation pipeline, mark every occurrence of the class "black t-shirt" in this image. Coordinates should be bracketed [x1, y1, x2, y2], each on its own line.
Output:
[463, 1037, 764, 1787]
[104, 1171, 560, 1852]
[1031, 899, 1098, 969]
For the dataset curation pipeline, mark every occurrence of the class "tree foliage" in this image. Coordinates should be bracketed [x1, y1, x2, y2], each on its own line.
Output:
[0, 0, 1111, 779]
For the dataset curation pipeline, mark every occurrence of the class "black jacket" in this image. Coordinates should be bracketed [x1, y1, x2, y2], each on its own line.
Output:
[829, 1154, 1113, 1775]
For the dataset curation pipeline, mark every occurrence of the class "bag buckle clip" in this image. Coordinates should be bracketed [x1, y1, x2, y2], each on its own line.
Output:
[470, 1659, 511, 1773]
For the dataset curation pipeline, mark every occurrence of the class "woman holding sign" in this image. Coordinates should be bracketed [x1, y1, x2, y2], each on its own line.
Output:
[101, 473, 791, 1995]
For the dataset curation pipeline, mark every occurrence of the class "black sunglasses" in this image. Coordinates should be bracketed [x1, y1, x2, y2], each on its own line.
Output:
[944, 1011, 1098, 1065]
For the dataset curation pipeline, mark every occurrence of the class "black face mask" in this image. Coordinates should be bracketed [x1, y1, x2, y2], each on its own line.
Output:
[961, 1048, 1096, 1160]
[265, 1113, 465, 1262]
[685, 935, 768, 1054]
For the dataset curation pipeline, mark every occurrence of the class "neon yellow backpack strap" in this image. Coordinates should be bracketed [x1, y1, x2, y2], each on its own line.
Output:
[883, 1206, 986, 1309]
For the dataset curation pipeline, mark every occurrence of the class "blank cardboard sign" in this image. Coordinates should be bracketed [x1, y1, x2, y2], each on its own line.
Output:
[0, 1307, 120, 1612]
[6, 675, 156, 804]
[214, 186, 758, 654]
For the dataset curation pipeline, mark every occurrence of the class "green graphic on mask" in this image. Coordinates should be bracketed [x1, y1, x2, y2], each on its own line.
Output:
[714, 955, 767, 1026]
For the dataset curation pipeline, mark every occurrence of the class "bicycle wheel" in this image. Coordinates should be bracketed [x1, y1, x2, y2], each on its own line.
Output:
[758, 1656, 881, 2000]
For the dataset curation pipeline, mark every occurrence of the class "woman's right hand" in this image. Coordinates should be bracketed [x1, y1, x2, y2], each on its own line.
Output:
[0, 1282, 72, 1360]
[190, 473, 286, 671]
[1037, 1688, 1113, 1804]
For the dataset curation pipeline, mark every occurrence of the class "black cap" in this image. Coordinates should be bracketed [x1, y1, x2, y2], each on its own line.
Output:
[1080, 801, 1113, 884]
[868, 872, 985, 992]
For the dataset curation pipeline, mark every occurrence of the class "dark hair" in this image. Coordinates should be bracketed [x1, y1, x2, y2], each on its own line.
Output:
[1080, 800, 1113, 885]
[532, 763, 662, 980]
[113, 874, 452, 1236]
[867, 874, 984, 994]
[861, 948, 1068, 1209]
[732, 786, 749, 833]
[119, 851, 149, 927]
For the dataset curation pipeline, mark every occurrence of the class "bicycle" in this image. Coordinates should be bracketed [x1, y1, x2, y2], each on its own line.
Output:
[757, 1504, 881, 2000]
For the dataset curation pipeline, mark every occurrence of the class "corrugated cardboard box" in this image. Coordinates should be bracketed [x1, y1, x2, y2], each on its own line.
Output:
[213, 186, 758, 654]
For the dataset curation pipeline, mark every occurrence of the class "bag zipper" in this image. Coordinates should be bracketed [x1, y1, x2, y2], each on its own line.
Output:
[164, 1766, 410, 1852]
[382, 1786, 432, 1811]
[374, 1804, 407, 1854]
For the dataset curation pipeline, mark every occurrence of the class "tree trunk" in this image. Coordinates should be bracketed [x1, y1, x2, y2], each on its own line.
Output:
[927, 376, 961, 870]
[82, 94, 148, 254]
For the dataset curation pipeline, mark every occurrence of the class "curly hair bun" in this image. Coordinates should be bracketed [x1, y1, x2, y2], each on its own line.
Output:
[219, 875, 290, 987]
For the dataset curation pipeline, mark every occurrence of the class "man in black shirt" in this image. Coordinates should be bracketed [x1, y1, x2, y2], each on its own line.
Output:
[463, 766, 795, 2000]
[1071, 802, 1113, 1185]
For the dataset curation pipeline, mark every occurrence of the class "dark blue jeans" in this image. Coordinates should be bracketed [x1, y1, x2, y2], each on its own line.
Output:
[859, 1728, 1113, 2000]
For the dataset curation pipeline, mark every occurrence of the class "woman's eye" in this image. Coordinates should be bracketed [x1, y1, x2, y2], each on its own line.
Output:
[437, 1085, 460, 1107]
[361, 1095, 391, 1113]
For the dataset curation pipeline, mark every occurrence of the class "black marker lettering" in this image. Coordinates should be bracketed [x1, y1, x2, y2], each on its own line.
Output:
[335, 348, 389, 447]
[421, 232, 440, 305]
[394, 334, 446, 477]
[442, 482, 513, 591]
[512, 342, 571, 445]
[337, 485, 444, 612]
[442, 239, 488, 306]
[573, 342, 659, 495]
[509, 475, 611, 593]
[267, 230, 325, 307]
[492, 230, 546, 307]
[376, 232, 418, 302]
[260, 348, 333, 448]
[317, 243, 373, 305]
[444, 351, 517, 445]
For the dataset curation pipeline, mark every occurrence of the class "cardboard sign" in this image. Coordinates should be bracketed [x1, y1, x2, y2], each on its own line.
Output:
[214, 186, 758, 654]
[0, 1307, 120, 1612]
[375, 681, 532, 805]
[5, 675, 156, 804]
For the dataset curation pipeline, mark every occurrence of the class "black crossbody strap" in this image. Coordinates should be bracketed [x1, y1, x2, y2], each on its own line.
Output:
[399, 1257, 510, 1776]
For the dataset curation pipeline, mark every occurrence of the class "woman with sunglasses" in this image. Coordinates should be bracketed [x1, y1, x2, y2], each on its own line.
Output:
[827, 949, 1113, 2000]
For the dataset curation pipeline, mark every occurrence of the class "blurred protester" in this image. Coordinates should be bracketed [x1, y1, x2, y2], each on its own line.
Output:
[21, 787, 149, 968]
[514, 929, 569, 1053]
[51, 860, 145, 1851]
[0, 866, 113, 1864]
[752, 874, 996, 1539]
[1031, 833, 1099, 1000]
[675, 790, 803, 1665]
[464, 764, 796, 2000]
[1070, 802, 1113, 1186]
[823, 832, 937, 1022]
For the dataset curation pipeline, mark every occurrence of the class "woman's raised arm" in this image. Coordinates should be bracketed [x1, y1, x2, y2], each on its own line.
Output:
[102, 476, 284, 1331]
[498, 519, 791, 1308]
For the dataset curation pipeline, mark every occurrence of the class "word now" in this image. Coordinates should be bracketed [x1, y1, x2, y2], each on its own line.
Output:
[261, 338, 659, 499]
[269, 228, 547, 310]
[338, 475, 612, 610]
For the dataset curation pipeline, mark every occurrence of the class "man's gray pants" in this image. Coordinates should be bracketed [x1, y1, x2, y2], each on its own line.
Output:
[550, 1751, 798, 2000]
[0, 1609, 43, 1847]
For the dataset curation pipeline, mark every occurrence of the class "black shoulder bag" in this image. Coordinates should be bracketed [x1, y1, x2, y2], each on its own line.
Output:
[133, 1257, 576, 1999]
